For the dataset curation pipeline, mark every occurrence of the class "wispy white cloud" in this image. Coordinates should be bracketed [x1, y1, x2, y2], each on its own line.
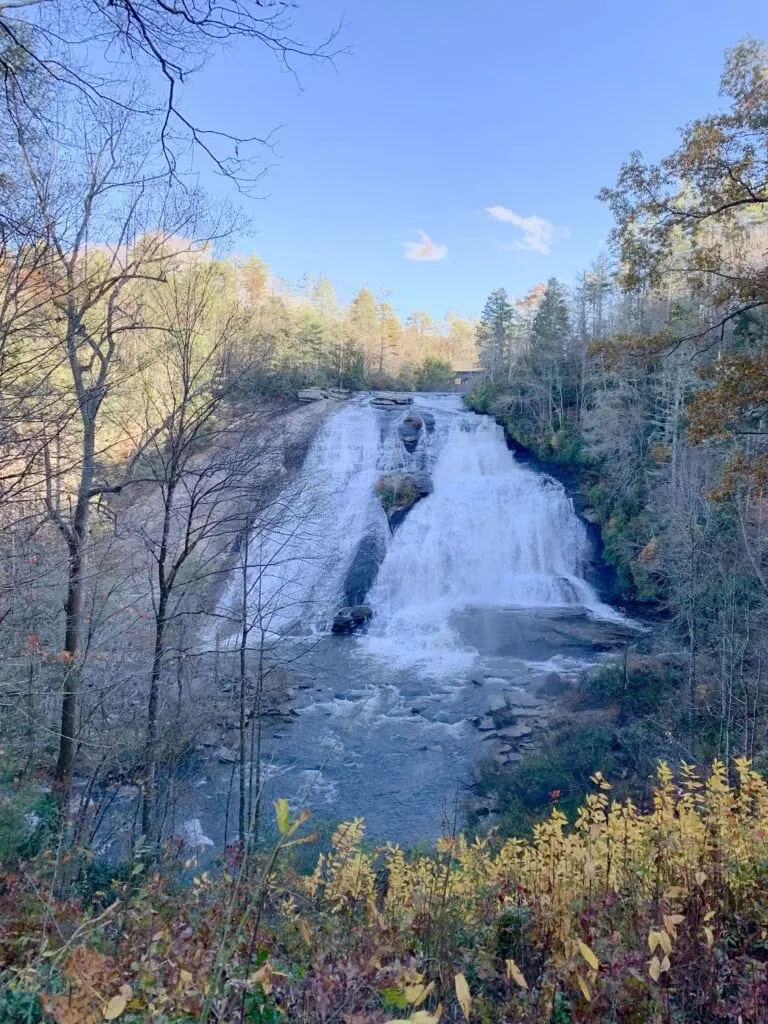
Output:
[485, 206, 556, 255]
[402, 229, 448, 262]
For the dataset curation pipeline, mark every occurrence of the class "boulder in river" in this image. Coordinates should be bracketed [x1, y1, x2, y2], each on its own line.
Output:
[536, 671, 570, 697]
[398, 414, 423, 452]
[375, 472, 433, 530]
[370, 391, 413, 408]
[344, 533, 386, 606]
[217, 746, 238, 764]
[407, 471, 433, 497]
[484, 723, 534, 741]
[332, 605, 373, 634]
[412, 408, 436, 432]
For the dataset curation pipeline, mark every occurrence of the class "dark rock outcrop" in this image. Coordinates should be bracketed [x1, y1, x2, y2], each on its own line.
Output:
[375, 471, 433, 531]
[298, 387, 329, 402]
[332, 605, 373, 634]
[344, 534, 386, 606]
[412, 408, 436, 432]
[370, 392, 413, 408]
[398, 414, 423, 452]
[407, 471, 433, 497]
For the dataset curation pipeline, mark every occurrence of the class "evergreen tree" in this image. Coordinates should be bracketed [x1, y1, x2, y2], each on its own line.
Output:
[477, 288, 515, 383]
[530, 278, 570, 353]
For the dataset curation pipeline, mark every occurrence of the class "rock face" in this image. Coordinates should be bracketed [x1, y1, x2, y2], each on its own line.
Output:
[375, 472, 433, 530]
[536, 671, 569, 697]
[344, 533, 386, 606]
[332, 605, 372, 634]
[370, 391, 413, 408]
[297, 387, 350, 402]
[297, 387, 329, 402]
[412, 408, 436, 432]
[407, 471, 433, 497]
[398, 415, 423, 453]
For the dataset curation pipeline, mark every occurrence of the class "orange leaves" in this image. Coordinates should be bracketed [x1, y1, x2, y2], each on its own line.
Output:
[41, 949, 132, 1024]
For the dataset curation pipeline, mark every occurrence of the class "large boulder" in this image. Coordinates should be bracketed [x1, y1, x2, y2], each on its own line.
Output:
[370, 391, 413, 408]
[407, 471, 434, 497]
[297, 387, 329, 402]
[344, 533, 386, 606]
[332, 605, 373, 634]
[375, 472, 432, 530]
[398, 415, 423, 453]
[412, 408, 436, 432]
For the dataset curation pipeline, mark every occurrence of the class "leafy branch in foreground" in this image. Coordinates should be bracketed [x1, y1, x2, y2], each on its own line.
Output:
[2, 759, 768, 1021]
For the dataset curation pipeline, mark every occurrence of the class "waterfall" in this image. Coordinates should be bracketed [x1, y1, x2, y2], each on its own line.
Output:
[227, 400, 385, 636]
[231, 394, 610, 662]
[360, 397, 605, 673]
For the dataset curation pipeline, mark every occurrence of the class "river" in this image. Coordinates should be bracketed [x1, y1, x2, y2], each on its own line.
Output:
[157, 394, 632, 849]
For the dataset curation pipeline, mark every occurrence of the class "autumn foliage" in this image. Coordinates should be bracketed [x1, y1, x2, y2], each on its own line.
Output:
[2, 760, 768, 1023]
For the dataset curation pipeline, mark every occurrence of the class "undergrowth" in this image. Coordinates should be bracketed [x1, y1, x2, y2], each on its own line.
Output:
[1, 762, 768, 1022]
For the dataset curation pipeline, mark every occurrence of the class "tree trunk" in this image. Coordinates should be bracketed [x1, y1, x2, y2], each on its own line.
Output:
[142, 592, 167, 838]
[53, 410, 96, 809]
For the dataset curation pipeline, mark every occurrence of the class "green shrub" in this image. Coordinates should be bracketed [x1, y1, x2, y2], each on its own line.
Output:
[0, 790, 57, 867]
[580, 657, 680, 718]
[0, 987, 43, 1024]
[375, 475, 418, 515]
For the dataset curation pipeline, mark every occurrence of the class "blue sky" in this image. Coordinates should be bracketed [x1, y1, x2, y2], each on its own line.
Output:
[186, 0, 768, 320]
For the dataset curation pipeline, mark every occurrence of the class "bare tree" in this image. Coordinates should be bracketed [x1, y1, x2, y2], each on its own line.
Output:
[125, 260, 280, 837]
[0, 0, 341, 188]
[3, 88, 233, 808]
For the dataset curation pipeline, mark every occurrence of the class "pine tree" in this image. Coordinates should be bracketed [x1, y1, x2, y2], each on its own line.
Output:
[477, 288, 515, 383]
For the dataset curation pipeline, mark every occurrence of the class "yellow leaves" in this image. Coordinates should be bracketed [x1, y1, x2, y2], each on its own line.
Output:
[382, 971, 435, 1018]
[298, 918, 312, 946]
[454, 973, 470, 1021]
[404, 981, 434, 1007]
[249, 963, 286, 994]
[648, 929, 672, 956]
[663, 914, 684, 940]
[103, 993, 128, 1020]
[577, 939, 599, 972]
[703, 926, 715, 949]
[275, 797, 291, 836]
[695, 871, 708, 886]
[386, 1010, 442, 1024]
[274, 794, 313, 843]
[647, 912, 683, 970]
[575, 973, 592, 1002]
[505, 959, 528, 990]
[648, 954, 671, 983]
[663, 886, 686, 900]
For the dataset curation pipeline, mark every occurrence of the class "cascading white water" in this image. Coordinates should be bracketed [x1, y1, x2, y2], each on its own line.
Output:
[198, 394, 626, 845]
[228, 400, 385, 636]
[230, 393, 609, 659]
[359, 396, 605, 673]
